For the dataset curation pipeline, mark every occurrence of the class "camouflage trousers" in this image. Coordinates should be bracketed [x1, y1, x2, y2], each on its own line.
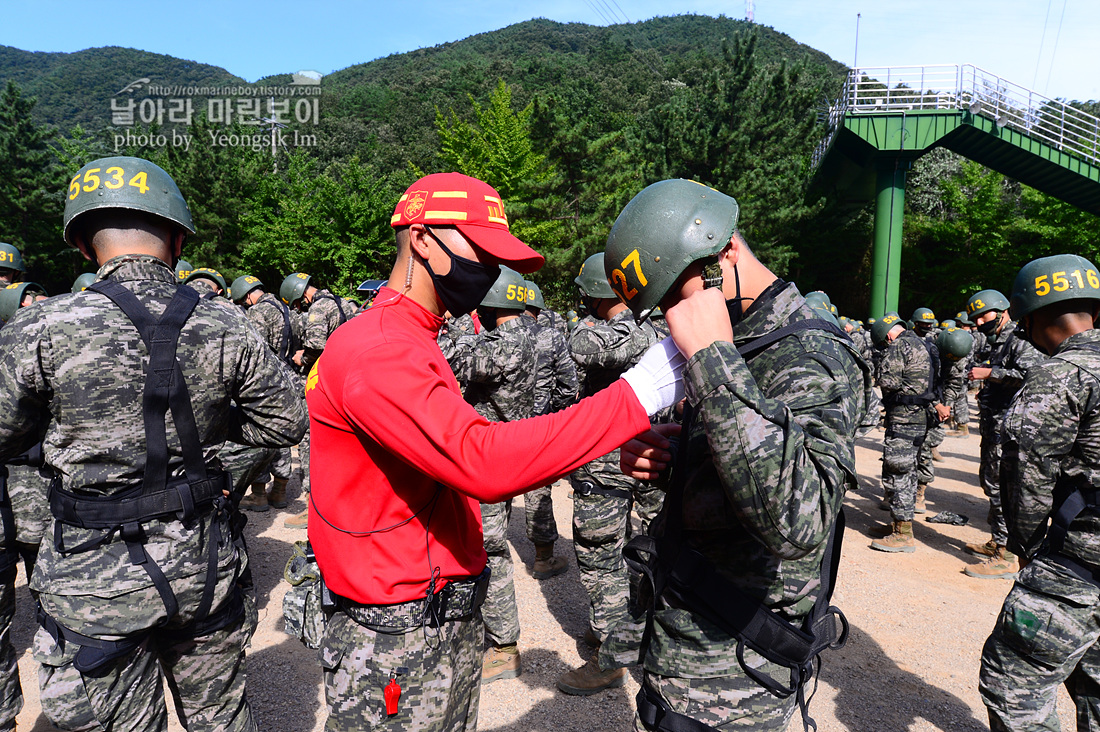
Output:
[320, 609, 482, 731]
[218, 442, 277, 495]
[980, 557, 1100, 731]
[917, 421, 944, 486]
[571, 475, 663, 642]
[0, 545, 39, 732]
[299, 427, 311, 492]
[979, 411, 1009, 546]
[953, 390, 971, 427]
[34, 599, 257, 732]
[634, 662, 797, 731]
[883, 423, 928, 522]
[523, 485, 558, 546]
[481, 500, 518, 646]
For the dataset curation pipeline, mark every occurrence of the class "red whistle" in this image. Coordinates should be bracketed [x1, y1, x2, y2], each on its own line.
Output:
[384, 677, 401, 715]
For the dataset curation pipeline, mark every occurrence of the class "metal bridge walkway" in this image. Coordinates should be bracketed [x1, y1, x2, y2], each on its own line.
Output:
[810, 64, 1100, 317]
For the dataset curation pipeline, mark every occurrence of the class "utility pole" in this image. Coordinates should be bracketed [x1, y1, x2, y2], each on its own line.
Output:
[854, 13, 861, 68]
[746, 0, 754, 23]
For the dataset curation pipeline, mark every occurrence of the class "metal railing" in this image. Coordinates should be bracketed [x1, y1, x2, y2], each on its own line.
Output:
[812, 64, 1100, 170]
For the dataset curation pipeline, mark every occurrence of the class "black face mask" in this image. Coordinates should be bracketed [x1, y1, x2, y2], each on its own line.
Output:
[976, 316, 1000, 336]
[423, 228, 500, 316]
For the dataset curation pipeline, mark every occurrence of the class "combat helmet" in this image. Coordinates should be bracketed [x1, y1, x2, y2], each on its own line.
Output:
[0, 282, 46, 323]
[605, 179, 737, 322]
[480, 266, 528, 310]
[940, 319, 956, 329]
[936, 327, 974, 362]
[63, 156, 194, 248]
[1010, 254, 1100, 320]
[175, 259, 194, 282]
[71, 272, 96, 294]
[281, 273, 312, 307]
[230, 275, 264, 303]
[0, 243, 24, 274]
[966, 289, 1010, 319]
[525, 280, 546, 311]
[183, 267, 227, 294]
[574, 253, 616, 299]
[870, 313, 905, 347]
[912, 307, 937, 325]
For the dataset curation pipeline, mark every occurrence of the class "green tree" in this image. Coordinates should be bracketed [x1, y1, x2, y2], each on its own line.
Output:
[242, 151, 400, 296]
[0, 80, 71, 290]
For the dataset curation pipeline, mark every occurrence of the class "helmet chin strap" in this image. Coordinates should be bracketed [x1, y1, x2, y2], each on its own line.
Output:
[722, 262, 754, 326]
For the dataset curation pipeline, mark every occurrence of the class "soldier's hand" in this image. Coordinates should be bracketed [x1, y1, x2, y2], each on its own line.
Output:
[293, 350, 304, 366]
[969, 366, 992, 381]
[621, 422, 681, 480]
[934, 404, 951, 422]
[665, 288, 733, 360]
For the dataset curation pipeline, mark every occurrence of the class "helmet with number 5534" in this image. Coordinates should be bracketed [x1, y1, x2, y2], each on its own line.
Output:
[63, 156, 194, 248]
[605, 179, 737, 323]
[1010, 254, 1100, 320]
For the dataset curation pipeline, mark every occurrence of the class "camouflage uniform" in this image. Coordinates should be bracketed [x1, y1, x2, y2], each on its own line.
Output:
[979, 329, 1100, 730]
[0, 255, 307, 731]
[569, 309, 661, 643]
[245, 291, 303, 485]
[523, 313, 579, 546]
[880, 329, 936, 521]
[605, 281, 867, 730]
[976, 322, 1042, 546]
[446, 317, 536, 647]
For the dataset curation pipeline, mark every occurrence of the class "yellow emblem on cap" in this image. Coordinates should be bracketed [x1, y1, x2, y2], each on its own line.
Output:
[404, 190, 428, 221]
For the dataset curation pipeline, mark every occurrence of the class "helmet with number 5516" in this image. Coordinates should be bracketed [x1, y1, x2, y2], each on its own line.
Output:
[1010, 254, 1100, 320]
[604, 179, 737, 323]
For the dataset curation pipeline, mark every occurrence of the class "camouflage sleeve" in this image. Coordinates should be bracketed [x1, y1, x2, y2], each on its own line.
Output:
[449, 330, 527, 386]
[1001, 362, 1100, 559]
[0, 313, 52, 460]
[878, 338, 908, 395]
[303, 298, 336, 351]
[989, 334, 1043, 390]
[684, 339, 860, 559]
[229, 321, 309, 447]
[569, 318, 651, 372]
[940, 358, 968, 405]
[549, 330, 580, 412]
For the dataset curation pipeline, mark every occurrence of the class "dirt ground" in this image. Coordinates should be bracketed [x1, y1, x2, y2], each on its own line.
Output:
[9, 426, 1080, 731]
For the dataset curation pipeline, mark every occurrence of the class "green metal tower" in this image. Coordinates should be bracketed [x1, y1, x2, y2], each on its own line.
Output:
[812, 64, 1100, 318]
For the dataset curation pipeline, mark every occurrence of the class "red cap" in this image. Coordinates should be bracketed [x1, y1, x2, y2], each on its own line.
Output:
[391, 172, 544, 274]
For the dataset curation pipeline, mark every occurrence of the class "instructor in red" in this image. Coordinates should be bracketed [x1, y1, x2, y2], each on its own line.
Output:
[306, 172, 685, 731]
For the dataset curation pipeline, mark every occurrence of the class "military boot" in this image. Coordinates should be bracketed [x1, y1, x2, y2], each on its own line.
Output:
[531, 542, 567, 580]
[964, 546, 1019, 579]
[239, 482, 269, 512]
[965, 538, 999, 557]
[269, 477, 289, 509]
[482, 644, 520, 684]
[870, 521, 915, 553]
[915, 484, 927, 514]
[284, 510, 308, 529]
[868, 522, 895, 538]
[557, 657, 627, 696]
[931, 447, 945, 462]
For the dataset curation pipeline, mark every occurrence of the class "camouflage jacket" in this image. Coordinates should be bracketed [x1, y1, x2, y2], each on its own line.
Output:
[302, 289, 356, 369]
[645, 280, 868, 678]
[569, 309, 660, 483]
[0, 255, 307, 637]
[880, 329, 936, 428]
[247, 291, 300, 362]
[1002, 329, 1100, 567]
[537, 309, 569, 344]
[525, 314, 579, 416]
[446, 315, 536, 423]
[940, 355, 968, 408]
[977, 321, 1043, 418]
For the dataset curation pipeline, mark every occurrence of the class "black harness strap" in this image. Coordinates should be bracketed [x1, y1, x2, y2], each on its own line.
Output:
[47, 280, 237, 644]
[313, 292, 348, 326]
[626, 316, 852, 732]
[254, 298, 295, 363]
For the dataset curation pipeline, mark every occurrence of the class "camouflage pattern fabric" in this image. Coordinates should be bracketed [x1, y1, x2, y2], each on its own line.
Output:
[320, 610, 482, 731]
[218, 441, 277, 494]
[6, 463, 49, 548]
[977, 322, 1043, 545]
[445, 315, 536, 646]
[605, 281, 868, 728]
[302, 289, 355, 371]
[538, 309, 570, 343]
[246, 291, 301, 363]
[522, 484, 557, 545]
[980, 330, 1100, 729]
[880, 329, 934, 520]
[569, 309, 661, 641]
[0, 255, 306, 730]
[34, 607, 256, 732]
[0, 564, 17, 731]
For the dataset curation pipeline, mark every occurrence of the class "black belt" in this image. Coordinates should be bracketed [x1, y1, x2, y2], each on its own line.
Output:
[337, 565, 490, 632]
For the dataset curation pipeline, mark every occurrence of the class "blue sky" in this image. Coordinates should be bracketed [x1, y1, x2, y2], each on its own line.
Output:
[2, 0, 1098, 101]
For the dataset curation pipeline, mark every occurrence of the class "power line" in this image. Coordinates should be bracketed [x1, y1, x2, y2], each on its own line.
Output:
[1044, 0, 1068, 95]
[1032, 0, 1053, 89]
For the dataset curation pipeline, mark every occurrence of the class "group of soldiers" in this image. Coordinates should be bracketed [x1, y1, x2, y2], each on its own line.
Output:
[0, 152, 1095, 732]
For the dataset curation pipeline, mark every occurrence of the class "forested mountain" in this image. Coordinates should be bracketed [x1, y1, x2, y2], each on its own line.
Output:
[1, 15, 1097, 317]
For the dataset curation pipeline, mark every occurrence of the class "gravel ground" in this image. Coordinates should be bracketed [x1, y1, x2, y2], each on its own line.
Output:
[10, 429, 1080, 730]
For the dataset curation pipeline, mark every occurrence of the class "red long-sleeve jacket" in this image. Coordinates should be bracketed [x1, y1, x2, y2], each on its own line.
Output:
[306, 287, 651, 605]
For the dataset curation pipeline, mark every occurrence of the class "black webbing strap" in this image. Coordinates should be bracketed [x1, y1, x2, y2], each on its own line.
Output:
[0, 467, 16, 574]
[255, 298, 294, 363]
[574, 480, 632, 501]
[637, 682, 716, 732]
[314, 292, 348, 326]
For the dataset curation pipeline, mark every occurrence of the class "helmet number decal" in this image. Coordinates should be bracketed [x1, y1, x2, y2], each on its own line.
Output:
[68, 166, 150, 199]
[1036, 269, 1099, 298]
[0, 251, 13, 265]
[505, 284, 526, 302]
[611, 249, 648, 302]
[968, 299, 984, 314]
